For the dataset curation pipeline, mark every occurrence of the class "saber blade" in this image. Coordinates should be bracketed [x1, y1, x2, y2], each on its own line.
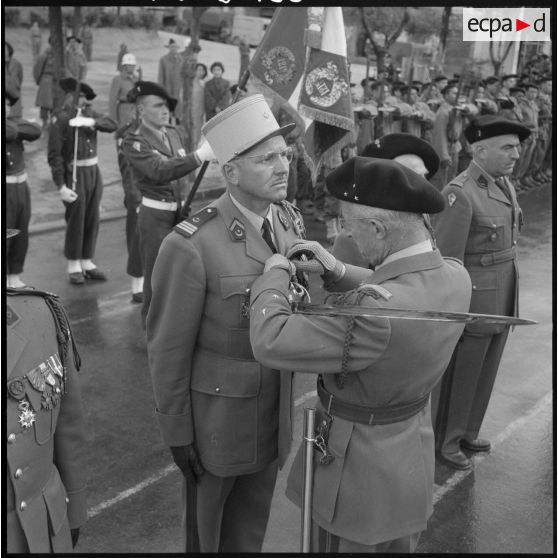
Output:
[292, 302, 537, 326]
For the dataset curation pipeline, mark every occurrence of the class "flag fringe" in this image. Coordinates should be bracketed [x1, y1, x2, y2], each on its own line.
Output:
[299, 104, 354, 133]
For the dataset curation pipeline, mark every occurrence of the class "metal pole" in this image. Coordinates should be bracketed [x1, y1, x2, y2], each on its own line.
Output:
[301, 407, 316, 553]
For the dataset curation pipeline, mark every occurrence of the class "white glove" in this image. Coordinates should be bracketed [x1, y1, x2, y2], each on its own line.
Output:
[195, 140, 215, 162]
[59, 185, 78, 203]
[263, 254, 296, 275]
[69, 116, 96, 128]
[287, 239, 345, 279]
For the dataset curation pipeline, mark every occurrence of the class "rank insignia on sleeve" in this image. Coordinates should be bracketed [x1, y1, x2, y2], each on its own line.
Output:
[133, 141, 141, 152]
[174, 207, 218, 238]
[448, 193, 457, 207]
[177, 148, 186, 157]
[228, 218, 246, 241]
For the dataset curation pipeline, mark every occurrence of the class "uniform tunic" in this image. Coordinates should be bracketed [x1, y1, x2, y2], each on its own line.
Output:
[47, 104, 117, 260]
[108, 73, 138, 126]
[7, 290, 87, 553]
[5, 117, 42, 274]
[6, 57, 24, 118]
[249, 249, 471, 546]
[33, 49, 54, 112]
[432, 161, 521, 453]
[147, 193, 305, 551]
[122, 122, 201, 323]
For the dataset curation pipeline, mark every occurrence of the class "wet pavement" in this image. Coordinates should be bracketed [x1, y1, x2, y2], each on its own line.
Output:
[16, 179, 553, 554]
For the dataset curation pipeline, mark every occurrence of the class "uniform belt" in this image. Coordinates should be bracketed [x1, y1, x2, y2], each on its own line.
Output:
[141, 197, 181, 211]
[464, 247, 516, 267]
[72, 157, 98, 167]
[317, 377, 429, 426]
[6, 172, 27, 184]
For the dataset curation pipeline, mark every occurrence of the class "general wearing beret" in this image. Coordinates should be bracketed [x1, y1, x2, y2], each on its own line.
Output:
[59, 77, 96, 100]
[326, 157, 446, 214]
[464, 115, 531, 144]
[128, 81, 177, 112]
[361, 133, 440, 179]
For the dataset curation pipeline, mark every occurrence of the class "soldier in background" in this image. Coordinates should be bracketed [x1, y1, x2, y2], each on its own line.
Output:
[530, 76, 552, 184]
[432, 116, 530, 470]
[30, 21, 42, 63]
[180, 43, 202, 149]
[158, 39, 184, 124]
[47, 78, 117, 284]
[514, 83, 540, 190]
[477, 76, 500, 115]
[5, 41, 23, 118]
[5, 89, 42, 288]
[79, 23, 94, 61]
[65, 36, 87, 81]
[116, 43, 128, 72]
[108, 53, 141, 127]
[7, 257, 87, 552]
[33, 38, 55, 131]
[401, 84, 435, 139]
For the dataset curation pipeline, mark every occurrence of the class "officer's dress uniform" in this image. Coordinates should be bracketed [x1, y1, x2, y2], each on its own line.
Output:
[249, 247, 471, 551]
[431, 161, 521, 454]
[5, 117, 41, 275]
[47, 105, 117, 262]
[7, 288, 87, 553]
[121, 122, 201, 323]
[147, 193, 305, 552]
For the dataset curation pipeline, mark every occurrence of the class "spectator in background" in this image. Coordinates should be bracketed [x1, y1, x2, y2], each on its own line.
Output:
[158, 39, 184, 124]
[475, 76, 499, 115]
[530, 77, 552, 184]
[79, 23, 93, 61]
[116, 43, 128, 72]
[5, 42, 23, 118]
[30, 21, 42, 63]
[109, 53, 141, 127]
[204, 61, 231, 120]
[65, 36, 87, 81]
[180, 42, 202, 149]
[515, 83, 540, 190]
[190, 62, 208, 148]
[33, 39, 55, 131]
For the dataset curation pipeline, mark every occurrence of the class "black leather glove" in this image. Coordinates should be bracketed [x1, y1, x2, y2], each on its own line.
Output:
[170, 445, 205, 484]
[71, 528, 80, 548]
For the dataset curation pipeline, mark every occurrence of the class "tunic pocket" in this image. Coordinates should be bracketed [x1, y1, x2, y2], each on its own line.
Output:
[466, 269, 505, 335]
[471, 216, 506, 252]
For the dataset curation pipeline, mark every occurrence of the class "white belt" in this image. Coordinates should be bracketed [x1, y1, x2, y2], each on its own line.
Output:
[6, 172, 28, 184]
[141, 197, 181, 211]
[72, 157, 98, 167]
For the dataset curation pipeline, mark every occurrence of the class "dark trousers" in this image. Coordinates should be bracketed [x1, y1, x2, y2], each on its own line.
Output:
[63, 166, 103, 260]
[182, 461, 278, 553]
[6, 181, 31, 274]
[432, 328, 510, 453]
[124, 193, 143, 278]
[314, 524, 421, 553]
[138, 205, 179, 326]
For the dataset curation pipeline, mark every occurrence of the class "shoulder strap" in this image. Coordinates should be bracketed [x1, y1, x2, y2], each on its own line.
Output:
[174, 206, 218, 238]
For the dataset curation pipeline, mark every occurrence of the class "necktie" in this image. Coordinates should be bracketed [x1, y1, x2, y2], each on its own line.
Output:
[161, 128, 171, 152]
[495, 177, 512, 202]
[261, 219, 277, 253]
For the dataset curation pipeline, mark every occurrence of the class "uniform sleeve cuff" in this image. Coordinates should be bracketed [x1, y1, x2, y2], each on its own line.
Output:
[155, 409, 194, 447]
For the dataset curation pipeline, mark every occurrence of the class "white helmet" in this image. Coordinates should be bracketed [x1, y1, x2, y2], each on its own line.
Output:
[122, 53, 137, 66]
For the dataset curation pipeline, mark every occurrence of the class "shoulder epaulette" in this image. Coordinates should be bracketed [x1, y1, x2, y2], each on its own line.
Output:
[174, 206, 218, 238]
[448, 173, 467, 189]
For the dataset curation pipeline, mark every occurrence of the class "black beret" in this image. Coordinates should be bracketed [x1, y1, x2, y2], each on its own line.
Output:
[523, 82, 539, 90]
[66, 35, 82, 43]
[441, 84, 457, 96]
[326, 157, 445, 214]
[59, 77, 96, 100]
[509, 86, 525, 95]
[464, 115, 531, 144]
[434, 75, 448, 83]
[447, 79, 459, 87]
[361, 133, 440, 179]
[501, 74, 518, 81]
[484, 76, 499, 85]
[412, 80, 423, 87]
[128, 81, 177, 112]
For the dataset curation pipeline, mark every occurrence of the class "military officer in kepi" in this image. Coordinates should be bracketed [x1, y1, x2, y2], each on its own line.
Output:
[5, 87, 42, 288]
[122, 81, 215, 325]
[7, 229, 88, 553]
[147, 94, 306, 552]
[431, 116, 531, 470]
[248, 157, 472, 552]
[47, 77, 117, 284]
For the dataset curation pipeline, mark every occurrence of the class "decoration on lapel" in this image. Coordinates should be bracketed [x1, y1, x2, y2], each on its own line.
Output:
[477, 174, 488, 188]
[177, 148, 186, 157]
[133, 141, 141, 152]
[448, 192, 456, 207]
[18, 400, 36, 429]
[8, 379, 26, 400]
[228, 218, 246, 241]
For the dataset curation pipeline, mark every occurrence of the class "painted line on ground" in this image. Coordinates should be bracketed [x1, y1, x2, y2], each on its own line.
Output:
[433, 391, 552, 505]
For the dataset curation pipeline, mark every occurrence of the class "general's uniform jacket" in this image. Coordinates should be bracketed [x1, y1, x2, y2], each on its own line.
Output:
[121, 123, 200, 203]
[147, 193, 306, 477]
[249, 249, 472, 545]
[6, 291, 87, 553]
[47, 105, 117, 188]
[433, 161, 521, 335]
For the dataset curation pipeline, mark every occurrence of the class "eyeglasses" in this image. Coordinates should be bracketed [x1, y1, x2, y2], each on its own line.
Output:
[237, 147, 293, 167]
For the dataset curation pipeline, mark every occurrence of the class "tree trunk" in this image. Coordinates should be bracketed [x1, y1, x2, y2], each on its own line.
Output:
[73, 6, 82, 37]
[190, 7, 209, 49]
[438, 7, 452, 66]
[49, 7, 65, 110]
